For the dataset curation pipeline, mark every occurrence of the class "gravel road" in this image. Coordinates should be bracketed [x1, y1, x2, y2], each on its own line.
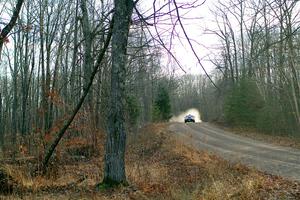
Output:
[169, 122, 300, 181]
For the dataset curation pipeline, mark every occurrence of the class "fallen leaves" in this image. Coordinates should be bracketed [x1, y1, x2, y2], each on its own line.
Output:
[1, 123, 300, 199]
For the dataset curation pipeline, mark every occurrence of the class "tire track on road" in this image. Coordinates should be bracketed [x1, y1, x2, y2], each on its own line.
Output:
[169, 122, 300, 181]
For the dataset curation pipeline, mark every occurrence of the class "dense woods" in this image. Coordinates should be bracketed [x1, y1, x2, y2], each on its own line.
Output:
[0, 0, 300, 193]
[201, 0, 300, 136]
[0, 0, 202, 186]
[170, 0, 300, 137]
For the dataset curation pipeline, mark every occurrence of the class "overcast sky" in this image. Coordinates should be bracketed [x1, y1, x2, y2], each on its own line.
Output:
[0, 0, 220, 76]
[139, 0, 220, 76]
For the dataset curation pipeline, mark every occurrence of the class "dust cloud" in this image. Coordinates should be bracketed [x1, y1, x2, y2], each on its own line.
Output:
[170, 108, 202, 123]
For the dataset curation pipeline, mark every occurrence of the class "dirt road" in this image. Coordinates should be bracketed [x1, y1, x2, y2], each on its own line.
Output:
[169, 122, 300, 181]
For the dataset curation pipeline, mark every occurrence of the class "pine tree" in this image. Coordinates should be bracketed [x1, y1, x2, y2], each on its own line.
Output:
[153, 86, 172, 121]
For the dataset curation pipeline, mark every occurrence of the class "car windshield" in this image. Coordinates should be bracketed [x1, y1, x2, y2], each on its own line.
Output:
[185, 115, 194, 119]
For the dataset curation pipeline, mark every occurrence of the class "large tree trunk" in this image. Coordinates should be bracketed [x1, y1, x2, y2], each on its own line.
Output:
[102, 0, 133, 185]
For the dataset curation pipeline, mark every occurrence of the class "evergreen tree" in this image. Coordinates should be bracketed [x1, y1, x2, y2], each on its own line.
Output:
[224, 78, 263, 127]
[153, 86, 172, 121]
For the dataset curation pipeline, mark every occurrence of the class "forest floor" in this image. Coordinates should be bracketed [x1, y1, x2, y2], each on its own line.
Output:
[0, 123, 300, 199]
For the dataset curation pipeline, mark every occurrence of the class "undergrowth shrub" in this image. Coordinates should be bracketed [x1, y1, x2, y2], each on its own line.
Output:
[64, 137, 94, 158]
[0, 167, 14, 194]
[256, 98, 299, 136]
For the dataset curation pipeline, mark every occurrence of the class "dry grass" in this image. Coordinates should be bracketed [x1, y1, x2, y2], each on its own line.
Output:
[0, 123, 300, 199]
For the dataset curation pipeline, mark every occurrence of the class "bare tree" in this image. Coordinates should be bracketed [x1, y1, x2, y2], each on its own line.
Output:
[101, 0, 134, 186]
[0, 0, 24, 60]
[41, 18, 114, 173]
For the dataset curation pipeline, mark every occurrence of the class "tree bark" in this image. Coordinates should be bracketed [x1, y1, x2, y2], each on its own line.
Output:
[0, 92, 3, 148]
[102, 0, 133, 186]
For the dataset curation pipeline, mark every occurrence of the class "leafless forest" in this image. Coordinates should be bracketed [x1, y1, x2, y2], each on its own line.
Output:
[0, 0, 300, 198]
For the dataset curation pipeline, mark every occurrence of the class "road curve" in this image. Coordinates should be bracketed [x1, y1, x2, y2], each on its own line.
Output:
[169, 122, 300, 181]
